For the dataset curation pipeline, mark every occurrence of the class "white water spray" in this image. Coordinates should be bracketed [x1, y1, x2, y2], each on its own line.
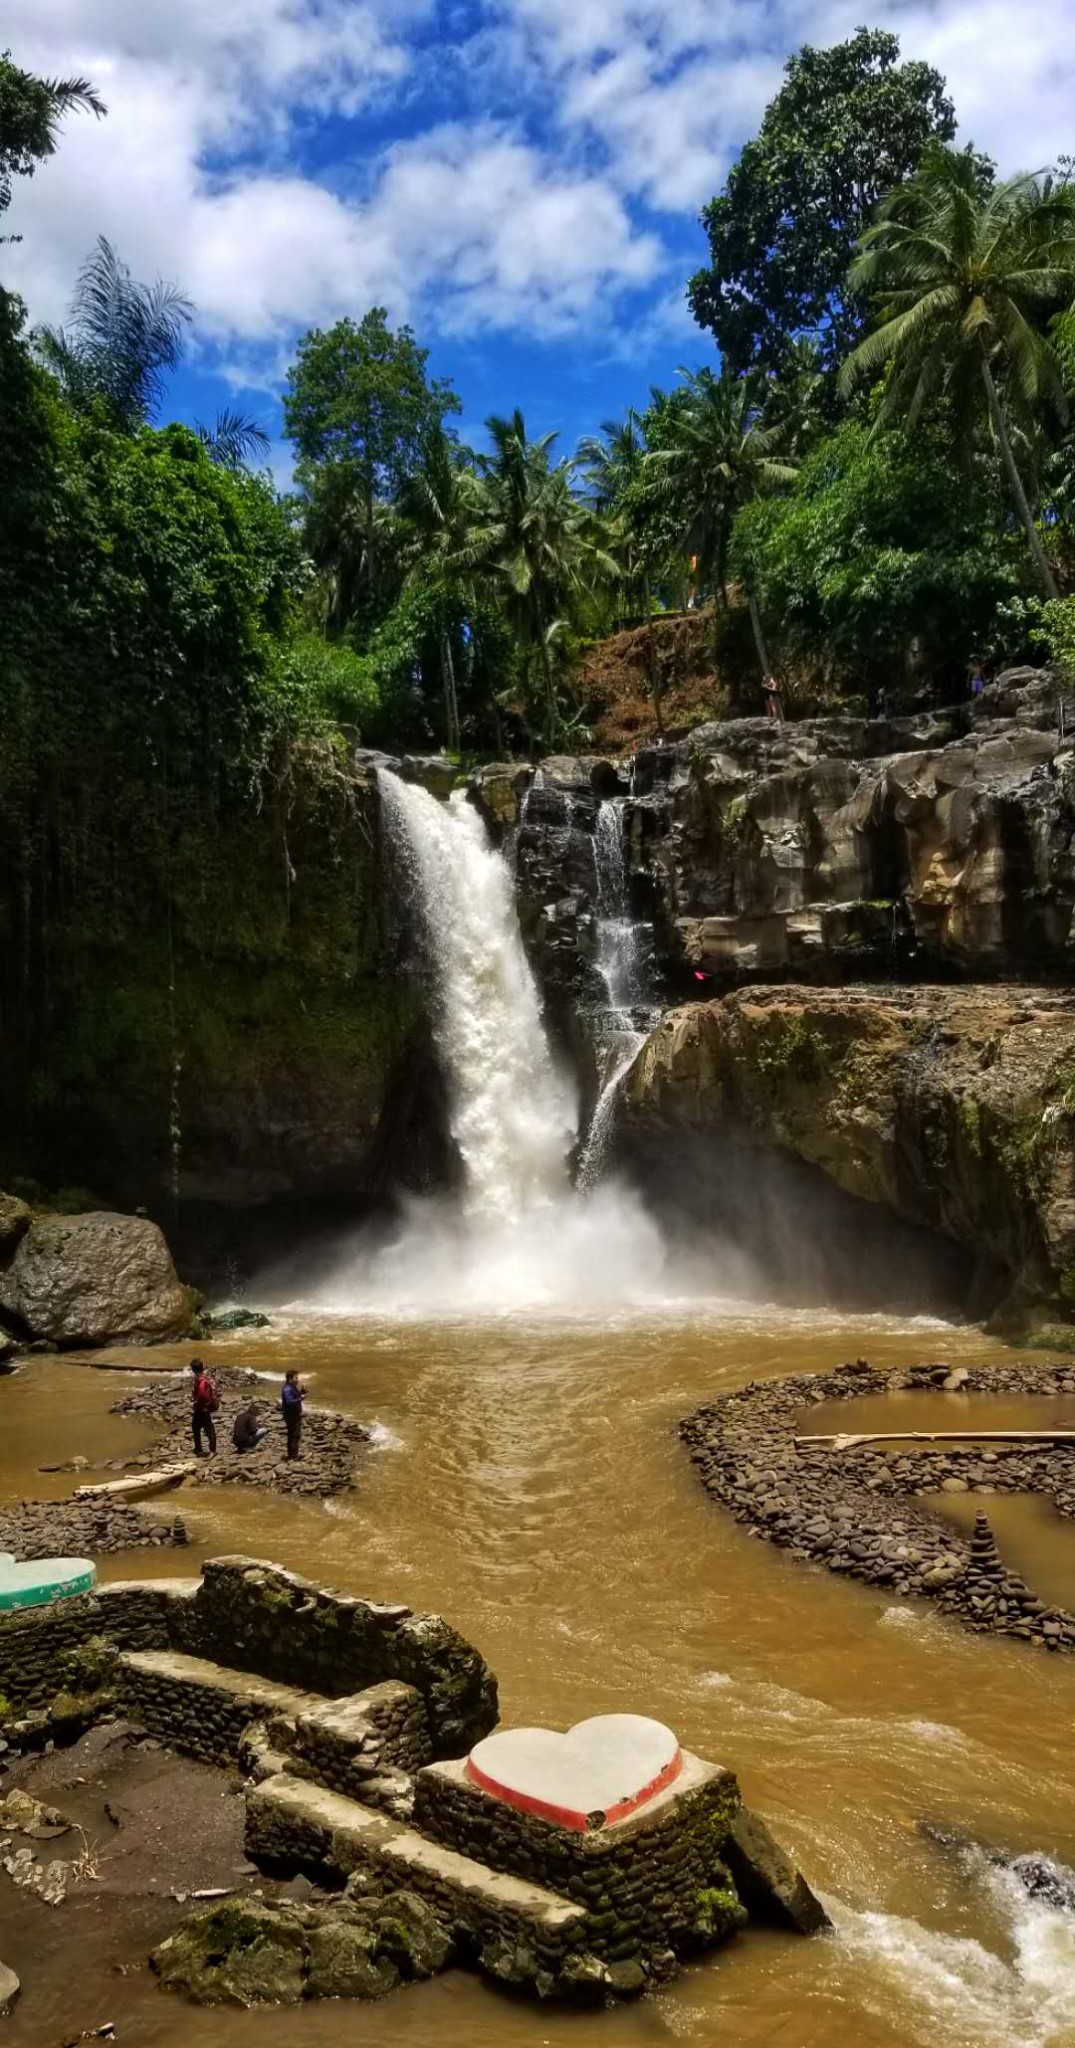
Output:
[307, 772, 688, 1316]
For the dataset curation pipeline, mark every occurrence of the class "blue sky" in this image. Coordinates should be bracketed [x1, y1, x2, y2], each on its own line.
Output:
[6, 1, 1074, 484]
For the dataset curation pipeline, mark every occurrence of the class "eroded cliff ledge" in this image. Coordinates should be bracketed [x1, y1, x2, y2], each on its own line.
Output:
[617, 985, 1075, 1327]
[627, 669, 1075, 985]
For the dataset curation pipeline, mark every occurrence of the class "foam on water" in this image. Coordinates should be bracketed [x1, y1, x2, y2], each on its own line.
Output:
[830, 1865, 1075, 2048]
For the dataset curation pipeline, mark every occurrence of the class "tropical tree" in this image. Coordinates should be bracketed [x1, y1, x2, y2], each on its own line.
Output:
[689, 29, 957, 378]
[577, 412, 653, 625]
[197, 408, 270, 470]
[642, 367, 797, 609]
[0, 52, 105, 237]
[840, 146, 1075, 599]
[33, 236, 192, 431]
[397, 427, 486, 749]
[471, 410, 617, 745]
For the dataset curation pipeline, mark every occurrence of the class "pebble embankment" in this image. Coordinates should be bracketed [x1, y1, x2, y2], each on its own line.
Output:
[0, 1498, 187, 1558]
[681, 1360, 1075, 1651]
[112, 1367, 369, 1498]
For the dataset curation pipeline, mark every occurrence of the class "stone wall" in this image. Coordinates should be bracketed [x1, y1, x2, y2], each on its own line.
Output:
[172, 1558, 497, 1756]
[243, 1776, 592, 1988]
[0, 1580, 187, 1710]
[412, 1754, 743, 1958]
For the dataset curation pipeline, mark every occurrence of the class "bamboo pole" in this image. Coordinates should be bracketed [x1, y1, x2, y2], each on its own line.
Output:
[796, 1429, 1075, 1450]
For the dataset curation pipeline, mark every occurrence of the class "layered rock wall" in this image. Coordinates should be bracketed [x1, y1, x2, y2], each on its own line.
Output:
[618, 984, 1075, 1322]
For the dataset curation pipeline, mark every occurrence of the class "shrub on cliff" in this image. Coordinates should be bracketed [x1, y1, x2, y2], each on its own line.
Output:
[733, 416, 1028, 695]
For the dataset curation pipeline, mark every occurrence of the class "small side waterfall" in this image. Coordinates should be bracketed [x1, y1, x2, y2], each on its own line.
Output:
[593, 799, 644, 1012]
[578, 796, 655, 1189]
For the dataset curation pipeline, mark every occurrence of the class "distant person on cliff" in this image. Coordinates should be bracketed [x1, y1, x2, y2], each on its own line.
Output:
[232, 1402, 268, 1454]
[969, 659, 986, 700]
[281, 1370, 305, 1460]
[189, 1359, 218, 1457]
[762, 673, 784, 722]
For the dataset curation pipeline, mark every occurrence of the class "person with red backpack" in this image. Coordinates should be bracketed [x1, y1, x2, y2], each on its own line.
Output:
[189, 1357, 219, 1457]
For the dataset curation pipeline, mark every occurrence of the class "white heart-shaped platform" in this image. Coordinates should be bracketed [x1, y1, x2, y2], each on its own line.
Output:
[466, 1713, 682, 1831]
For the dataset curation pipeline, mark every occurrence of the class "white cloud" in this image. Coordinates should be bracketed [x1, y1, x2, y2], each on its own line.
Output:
[498, 0, 1075, 212]
[4, 0, 1073, 373]
[3, 4, 663, 348]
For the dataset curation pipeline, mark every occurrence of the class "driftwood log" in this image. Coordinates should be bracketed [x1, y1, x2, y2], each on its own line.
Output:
[796, 1429, 1075, 1450]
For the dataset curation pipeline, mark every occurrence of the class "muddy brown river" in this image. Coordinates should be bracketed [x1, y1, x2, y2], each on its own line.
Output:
[5, 1308, 1075, 2047]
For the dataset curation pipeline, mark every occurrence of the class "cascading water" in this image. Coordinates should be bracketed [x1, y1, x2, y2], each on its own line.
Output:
[577, 797, 655, 1189]
[309, 771, 690, 1316]
[593, 798, 644, 1011]
[379, 772, 577, 1222]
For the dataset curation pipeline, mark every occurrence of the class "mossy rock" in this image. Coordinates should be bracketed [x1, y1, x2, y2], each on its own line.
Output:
[305, 1920, 398, 2001]
[152, 1898, 308, 2007]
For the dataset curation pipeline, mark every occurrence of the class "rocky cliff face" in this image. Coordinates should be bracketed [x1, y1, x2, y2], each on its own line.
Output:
[616, 984, 1075, 1326]
[0, 743, 444, 1216]
[626, 669, 1075, 986]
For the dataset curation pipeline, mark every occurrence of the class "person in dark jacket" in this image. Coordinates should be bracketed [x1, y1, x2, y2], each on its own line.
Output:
[232, 1402, 268, 1453]
[281, 1370, 305, 1460]
[189, 1358, 217, 1457]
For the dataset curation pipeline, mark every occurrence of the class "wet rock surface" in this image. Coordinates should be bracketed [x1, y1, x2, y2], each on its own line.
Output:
[0, 1211, 193, 1348]
[681, 1358, 1075, 1651]
[623, 669, 1075, 985]
[621, 985, 1075, 1322]
[111, 1366, 369, 1497]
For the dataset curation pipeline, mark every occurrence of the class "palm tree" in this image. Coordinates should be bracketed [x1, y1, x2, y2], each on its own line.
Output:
[0, 59, 106, 235]
[303, 464, 403, 636]
[397, 428, 486, 750]
[34, 236, 192, 430]
[196, 408, 271, 470]
[840, 146, 1075, 599]
[472, 410, 617, 745]
[643, 366, 798, 607]
[577, 412, 647, 514]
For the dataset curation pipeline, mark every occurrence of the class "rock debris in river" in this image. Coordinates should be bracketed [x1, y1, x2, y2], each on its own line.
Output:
[681, 1357, 1075, 1650]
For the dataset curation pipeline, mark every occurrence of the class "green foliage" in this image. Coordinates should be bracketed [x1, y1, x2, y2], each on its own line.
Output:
[267, 634, 380, 736]
[284, 308, 459, 496]
[689, 29, 956, 378]
[641, 366, 798, 607]
[841, 146, 1075, 598]
[1037, 598, 1075, 682]
[734, 417, 1029, 691]
[0, 50, 105, 236]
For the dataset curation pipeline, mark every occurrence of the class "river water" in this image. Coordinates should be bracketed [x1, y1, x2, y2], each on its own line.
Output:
[5, 1308, 1075, 2048]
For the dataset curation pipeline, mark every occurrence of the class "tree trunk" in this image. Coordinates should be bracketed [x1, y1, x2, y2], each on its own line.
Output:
[643, 574, 663, 735]
[440, 633, 461, 754]
[747, 590, 771, 677]
[978, 342, 1059, 601]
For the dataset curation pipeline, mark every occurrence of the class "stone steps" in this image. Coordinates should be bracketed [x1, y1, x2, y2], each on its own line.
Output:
[246, 1772, 587, 1964]
[117, 1649, 329, 1766]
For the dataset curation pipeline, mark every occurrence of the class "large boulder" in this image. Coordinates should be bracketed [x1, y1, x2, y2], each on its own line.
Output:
[0, 1210, 193, 1346]
[619, 985, 1075, 1325]
[0, 1961, 19, 2016]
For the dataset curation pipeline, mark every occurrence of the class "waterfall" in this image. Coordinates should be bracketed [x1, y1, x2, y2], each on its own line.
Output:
[380, 773, 575, 1223]
[304, 770, 679, 1315]
[577, 1031, 645, 1191]
[593, 799, 644, 1012]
